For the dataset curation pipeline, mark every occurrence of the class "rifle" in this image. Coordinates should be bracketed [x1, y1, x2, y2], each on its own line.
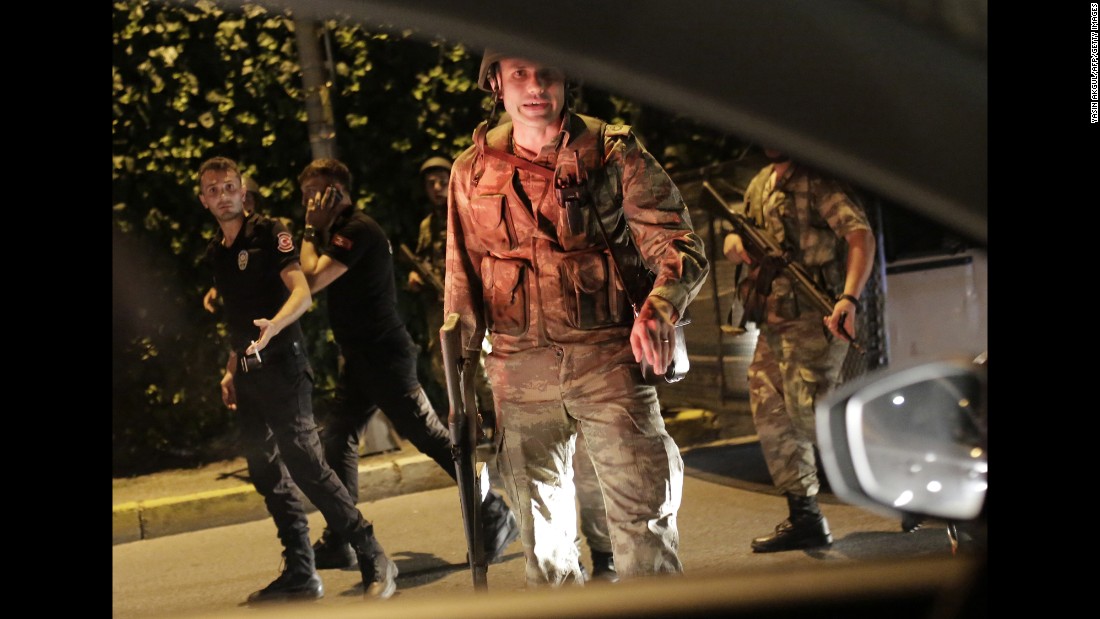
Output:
[398, 243, 445, 296]
[440, 312, 489, 590]
[700, 180, 863, 353]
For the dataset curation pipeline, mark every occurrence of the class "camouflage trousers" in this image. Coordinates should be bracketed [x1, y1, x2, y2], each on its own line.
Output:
[573, 425, 613, 554]
[485, 418, 613, 555]
[473, 347, 612, 559]
[750, 315, 849, 497]
[486, 340, 684, 586]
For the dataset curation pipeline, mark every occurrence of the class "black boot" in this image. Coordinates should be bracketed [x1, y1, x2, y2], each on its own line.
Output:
[349, 524, 398, 600]
[480, 490, 520, 564]
[901, 512, 925, 533]
[247, 533, 324, 603]
[751, 493, 833, 553]
[312, 528, 358, 570]
[590, 549, 620, 583]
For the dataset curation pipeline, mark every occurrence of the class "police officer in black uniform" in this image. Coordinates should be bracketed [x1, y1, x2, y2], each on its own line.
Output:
[295, 158, 519, 570]
[199, 156, 398, 603]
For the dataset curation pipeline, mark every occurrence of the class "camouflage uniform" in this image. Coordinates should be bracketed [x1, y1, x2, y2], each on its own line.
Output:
[420, 182, 614, 569]
[572, 425, 612, 558]
[742, 163, 872, 498]
[414, 156, 499, 423]
[412, 208, 460, 403]
[421, 205, 615, 566]
[444, 112, 708, 585]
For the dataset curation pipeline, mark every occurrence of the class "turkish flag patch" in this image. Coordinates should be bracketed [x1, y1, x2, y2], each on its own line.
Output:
[332, 234, 353, 250]
[276, 231, 294, 253]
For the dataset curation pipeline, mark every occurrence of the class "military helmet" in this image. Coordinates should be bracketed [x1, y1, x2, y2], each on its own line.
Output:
[478, 48, 509, 93]
[477, 48, 577, 95]
[419, 156, 453, 175]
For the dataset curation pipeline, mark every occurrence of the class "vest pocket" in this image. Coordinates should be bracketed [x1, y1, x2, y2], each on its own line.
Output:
[560, 251, 631, 329]
[470, 194, 513, 250]
[481, 256, 528, 336]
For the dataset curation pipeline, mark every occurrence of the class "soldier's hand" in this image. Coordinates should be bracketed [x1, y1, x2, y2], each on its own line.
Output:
[408, 271, 423, 291]
[723, 233, 752, 265]
[631, 297, 677, 375]
[824, 298, 858, 343]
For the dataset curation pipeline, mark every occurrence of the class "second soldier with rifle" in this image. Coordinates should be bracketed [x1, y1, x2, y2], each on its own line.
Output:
[721, 148, 875, 553]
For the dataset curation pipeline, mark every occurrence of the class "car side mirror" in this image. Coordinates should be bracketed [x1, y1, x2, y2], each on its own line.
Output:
[816, 358, 987, 522]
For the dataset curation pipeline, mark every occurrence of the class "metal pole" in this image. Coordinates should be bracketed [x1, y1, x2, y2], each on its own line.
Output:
[294, 18, 337, 160]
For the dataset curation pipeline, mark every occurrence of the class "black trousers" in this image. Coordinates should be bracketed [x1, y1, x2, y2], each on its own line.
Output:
[234, 342, 369, 546]
[321, 328, 456, 505]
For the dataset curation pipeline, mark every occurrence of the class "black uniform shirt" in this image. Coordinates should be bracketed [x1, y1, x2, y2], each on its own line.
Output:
[321, 208, 405, 343]
[206, 212, 305, 351]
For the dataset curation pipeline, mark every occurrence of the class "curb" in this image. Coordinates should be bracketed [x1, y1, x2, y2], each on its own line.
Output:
[112, 453, 454, 545]
[112, 410, 739, 545]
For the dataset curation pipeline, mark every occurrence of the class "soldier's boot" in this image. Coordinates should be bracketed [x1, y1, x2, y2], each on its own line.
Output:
[480, 490, 520, 564]
[311, 528, 358, 570]
[590, 549, 620, 583]
[247, 532, 324, 603]
[589, 551, 624, 584]
[349, 523, 398, 600]
[751, 493, 833, 553]
[901, 512, 925, 533]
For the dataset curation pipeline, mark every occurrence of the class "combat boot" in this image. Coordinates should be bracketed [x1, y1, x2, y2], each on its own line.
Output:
[751, 493, 833, 553]
[311, 528, 358, 570]
[480, 490, 520, 564]
[349, 524, 398, 600]
[901, 512, 925, 533]
[247, 533, 324, 603]
[590, 549, 620, 583]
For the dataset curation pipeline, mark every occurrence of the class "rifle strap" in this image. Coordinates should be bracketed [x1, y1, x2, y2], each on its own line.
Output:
[589, 177, 649, 314]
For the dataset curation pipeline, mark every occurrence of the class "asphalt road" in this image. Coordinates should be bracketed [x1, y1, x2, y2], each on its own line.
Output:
[112, 440, 963, 619]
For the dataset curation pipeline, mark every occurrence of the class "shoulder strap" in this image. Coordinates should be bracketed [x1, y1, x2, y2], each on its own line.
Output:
[588, 121, 655, 314]
[473, 121, 554, 180]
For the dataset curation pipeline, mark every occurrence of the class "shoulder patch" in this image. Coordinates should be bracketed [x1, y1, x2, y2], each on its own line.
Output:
[605, 123, 631, 137]
[332, 234, 354, 250]
[276, 231, 294, 253]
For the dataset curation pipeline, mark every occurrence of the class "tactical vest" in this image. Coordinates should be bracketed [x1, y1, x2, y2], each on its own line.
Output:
[461, 114, 648, 343]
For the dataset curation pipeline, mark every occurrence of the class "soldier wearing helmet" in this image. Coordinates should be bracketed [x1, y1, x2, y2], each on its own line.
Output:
[406, 155, 497, 423]
[409, 156, 453, 300]
[722, 149, 875, 553]
[444, 49, 708, 585]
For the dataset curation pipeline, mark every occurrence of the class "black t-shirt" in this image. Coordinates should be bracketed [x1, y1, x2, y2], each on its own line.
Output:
[206, 212, 305, 351]
[322, 208, 406, 343]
